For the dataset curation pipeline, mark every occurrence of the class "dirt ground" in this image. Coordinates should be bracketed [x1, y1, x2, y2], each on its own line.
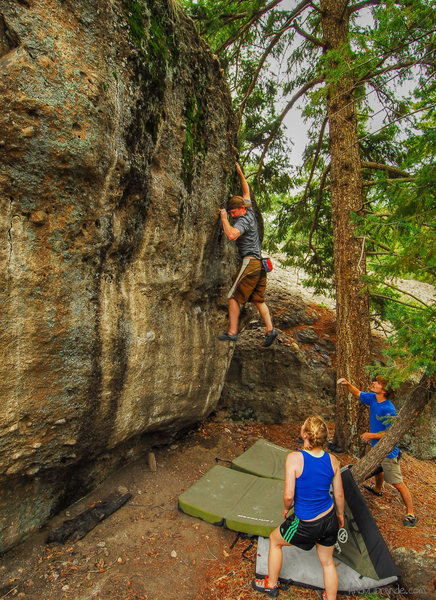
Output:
[0, 412, 434, 600]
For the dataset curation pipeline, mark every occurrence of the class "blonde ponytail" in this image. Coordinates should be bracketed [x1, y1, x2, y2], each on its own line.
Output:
[303, 416, 328, 450]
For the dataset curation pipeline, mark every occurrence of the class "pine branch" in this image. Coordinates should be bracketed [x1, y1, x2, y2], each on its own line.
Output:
[238, 19, 294, 126]
[269, 0, 317, 38]
[255, 75, 325, 179]
[359, 58, 425, 85]
[300, 116, 328, 206]
[308, 164, 331, 260]
[216, 0, 296, 55]
[371, 240, 395, 253]
[349, 0, 382, 14]
[362, 177, 414, 187]
[370, 316, 392, 336]
[237, 0, 320, 124]
[370, 293, 425, 310]
[339, 106, 435, 157]
[383, 281, 430, 307]
[360, 161, 411, 178]
[291, 23, 324, 47]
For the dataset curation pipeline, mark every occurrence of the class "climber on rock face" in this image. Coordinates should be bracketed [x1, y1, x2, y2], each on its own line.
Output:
[218, 162, 277, 348]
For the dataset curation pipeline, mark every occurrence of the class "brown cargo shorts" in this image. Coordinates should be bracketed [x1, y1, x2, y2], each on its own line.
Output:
[228, 257, 266, 304]
[381, 456, 403, 484]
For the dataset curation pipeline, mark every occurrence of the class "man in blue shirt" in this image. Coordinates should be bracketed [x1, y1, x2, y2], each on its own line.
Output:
[337, 376, 417, 527]
[219, 162, 278, 347]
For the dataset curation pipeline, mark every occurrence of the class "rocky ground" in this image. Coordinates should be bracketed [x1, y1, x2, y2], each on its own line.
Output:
[0, 412, 434, 600]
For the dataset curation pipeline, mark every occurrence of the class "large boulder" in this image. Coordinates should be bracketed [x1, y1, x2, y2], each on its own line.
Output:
[219, 272, 338, 423]
[0, 0, 237, 551]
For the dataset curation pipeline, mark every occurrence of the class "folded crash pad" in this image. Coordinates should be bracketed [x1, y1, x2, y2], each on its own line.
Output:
[178, 465, 284, 537]
[231, 439, 289, 480]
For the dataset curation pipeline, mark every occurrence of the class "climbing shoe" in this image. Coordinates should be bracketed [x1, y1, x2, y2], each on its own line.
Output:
[252, 576, 279, 597]
[218, 332, 238, 342]
[403, 514, 417, 527]
[263, 328, 278, 347]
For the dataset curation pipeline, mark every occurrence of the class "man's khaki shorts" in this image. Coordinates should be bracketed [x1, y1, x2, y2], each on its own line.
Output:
[230, 258, 266, 304]
[381, 456, 403, 484]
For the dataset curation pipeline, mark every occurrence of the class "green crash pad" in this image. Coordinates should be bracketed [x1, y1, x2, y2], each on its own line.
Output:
[232, 442, 398, 582]
[178, 464, 284, 537]
[231, 439, 289, 480]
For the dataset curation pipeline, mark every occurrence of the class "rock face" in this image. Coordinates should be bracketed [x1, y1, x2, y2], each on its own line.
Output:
[0, 0, 237, 551]
[220, 285, 338, 423]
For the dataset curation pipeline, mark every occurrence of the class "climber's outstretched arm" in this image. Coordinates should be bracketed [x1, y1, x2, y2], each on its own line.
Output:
[235, 162, 250, 203]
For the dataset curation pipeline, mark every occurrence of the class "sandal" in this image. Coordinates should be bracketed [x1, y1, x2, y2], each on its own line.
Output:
[363, 484, 383, 497]
[403, 514, 417, 527]
[252, 576, 279, 597]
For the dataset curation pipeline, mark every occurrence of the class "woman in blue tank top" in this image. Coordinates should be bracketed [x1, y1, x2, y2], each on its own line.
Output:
[252, 416, 345, 599]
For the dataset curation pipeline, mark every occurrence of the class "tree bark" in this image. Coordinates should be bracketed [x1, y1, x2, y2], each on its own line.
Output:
[351, 374, 434, 483]
[320, 0, 372, 456]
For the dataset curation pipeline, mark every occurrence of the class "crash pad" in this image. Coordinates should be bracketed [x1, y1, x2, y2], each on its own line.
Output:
[231, 439, 289, 480]
[255, 536, 398, 593]
[178, 465, 284, 537]
[178, 440, 399, 592]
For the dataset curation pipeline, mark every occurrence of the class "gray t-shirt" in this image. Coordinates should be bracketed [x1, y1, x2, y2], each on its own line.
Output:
[234, 207, 262, 259]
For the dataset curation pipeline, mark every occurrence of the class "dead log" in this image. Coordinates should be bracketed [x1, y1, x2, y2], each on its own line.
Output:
[46, 490, 132, 544]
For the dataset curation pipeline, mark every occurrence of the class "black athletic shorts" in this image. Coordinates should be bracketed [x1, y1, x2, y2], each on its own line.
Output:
[279, 507, 339, 550]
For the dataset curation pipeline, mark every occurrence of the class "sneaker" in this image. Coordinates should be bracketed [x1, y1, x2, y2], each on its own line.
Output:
[263, 329, 278, 347]
[218, 331, 238, 342]
[403, 514, 417, 527]
[252, 577, 279, 597]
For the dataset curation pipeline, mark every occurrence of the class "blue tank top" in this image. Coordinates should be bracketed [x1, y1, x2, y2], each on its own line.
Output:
[294, 450, 334, 520]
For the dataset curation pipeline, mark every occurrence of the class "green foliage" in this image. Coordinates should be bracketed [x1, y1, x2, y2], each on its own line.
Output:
[182, 0, 435, 386]
[357, 82, 436, 382]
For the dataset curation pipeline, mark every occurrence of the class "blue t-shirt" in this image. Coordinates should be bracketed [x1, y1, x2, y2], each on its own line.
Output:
[294, 451, 334, 520]
[360, 392, 399, 458]
[233, 207, 262, 259]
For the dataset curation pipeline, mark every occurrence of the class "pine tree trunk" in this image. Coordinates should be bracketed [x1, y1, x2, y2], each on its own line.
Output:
[320, 0, 372, 457]
[351, 375, 434, 483]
